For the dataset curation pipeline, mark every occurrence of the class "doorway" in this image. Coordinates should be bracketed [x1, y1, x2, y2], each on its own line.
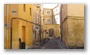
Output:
[19, 26, 25, 49]
[49, 28, 54, 37]
[22, 26, 25, 42]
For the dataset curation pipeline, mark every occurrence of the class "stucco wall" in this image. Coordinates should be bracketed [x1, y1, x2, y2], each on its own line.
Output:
[4, 4, 33, 49]
[67, 4, 84, 17]
[44, 8, 53, 16]
[4, 4, 19, 49]
[62, 16, 84, 48]
[43, 9, 53, 24]
[67, 16, 84, 48]
[18, 4, 32, 22]
[42, 24, 60, 39]
[61, 4, 84, 48]
[61, 4, 67, 22]
[62, 18, 68, 45]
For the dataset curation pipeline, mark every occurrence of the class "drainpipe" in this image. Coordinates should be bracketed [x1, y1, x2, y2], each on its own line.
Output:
[10, 19, 12, 49]
[6, 4, 9, 49]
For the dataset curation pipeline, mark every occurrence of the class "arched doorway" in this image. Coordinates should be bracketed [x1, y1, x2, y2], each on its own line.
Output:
[48, 28, 54, 37]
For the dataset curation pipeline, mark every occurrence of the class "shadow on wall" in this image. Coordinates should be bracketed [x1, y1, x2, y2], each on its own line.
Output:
[53, 16, 57, 24]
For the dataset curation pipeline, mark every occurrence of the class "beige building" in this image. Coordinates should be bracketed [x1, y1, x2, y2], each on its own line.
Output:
[32, 4, 42, 46]
[43, 8, 53, 24]
[60, 4, 84, 48]
[41, 8, 60, 40]
[42, 24, 60, 39]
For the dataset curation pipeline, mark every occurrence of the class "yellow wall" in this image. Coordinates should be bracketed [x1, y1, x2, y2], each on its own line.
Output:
[61, 4, 84, 22]
[61, 4, 84, 48]
[4, 4, 33, 49]
[44, 8, 53, 16]
[18, 4, 32, 22]
[42, 24, 60, 39]
[43, 9, 53, 24]
[37, 5, 41, 25]
[62, 18, 68, 45]
[40, 4, 44, 25]
[4, 4, 19, 49]
[32, 4, 41, 24]
[30, 4, 41, 46]
[67, 17, 84, 47]
[12, 19, 19, 49]
[67, 4, 84, 17]
[19, 20, 33, 48]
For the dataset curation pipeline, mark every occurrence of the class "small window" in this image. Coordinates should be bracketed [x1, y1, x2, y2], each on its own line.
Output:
[47, 11, 50, 14]
[47, 19, 51, 24]
[42, 10, 44, 14]
[30, 8, 31, 16]
[56, 9, 58, 12]
[23, 4, 25, 12]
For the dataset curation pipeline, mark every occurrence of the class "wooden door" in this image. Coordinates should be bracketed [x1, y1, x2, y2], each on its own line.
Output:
[22, 26, 25, 42]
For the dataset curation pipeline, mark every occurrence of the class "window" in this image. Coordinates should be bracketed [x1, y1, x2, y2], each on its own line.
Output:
[42, 10, 44, 14]
[56, 9, 58, 13]
[12, 10, 16, 13]
[47, 19, 51, 24]
[47, 11, 50, 14]
[37, 4, 40, 8]
[30, 8, 31, 16]
[23, 4, 25, 12]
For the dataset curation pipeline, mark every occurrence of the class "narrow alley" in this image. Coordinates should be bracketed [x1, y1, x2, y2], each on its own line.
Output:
[41, 38, 67, 49]
[4, 4, 84, 49]
[32, 37, 67, 49]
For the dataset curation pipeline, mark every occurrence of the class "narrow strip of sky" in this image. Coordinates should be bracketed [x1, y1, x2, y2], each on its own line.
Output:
[43, 4, 57, 9]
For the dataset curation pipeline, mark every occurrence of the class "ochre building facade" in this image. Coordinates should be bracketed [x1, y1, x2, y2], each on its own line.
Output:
[60, 4, 84, 48]
[4, 4, 42, 49]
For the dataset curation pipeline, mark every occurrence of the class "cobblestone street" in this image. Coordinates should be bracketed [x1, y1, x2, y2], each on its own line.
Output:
[32, 37, 67, 49]
[41, 38, 59, 49]
[40, 38, 67, 49]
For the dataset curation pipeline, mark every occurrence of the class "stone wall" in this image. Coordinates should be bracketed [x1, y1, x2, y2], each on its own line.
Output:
[62, 16, 84, 48]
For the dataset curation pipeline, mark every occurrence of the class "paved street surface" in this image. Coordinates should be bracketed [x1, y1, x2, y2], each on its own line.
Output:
[41, 38, 59, 49]
[57, 38, 67, 49]
[32, 37, 67, 49]
[40, 38, 67, 49]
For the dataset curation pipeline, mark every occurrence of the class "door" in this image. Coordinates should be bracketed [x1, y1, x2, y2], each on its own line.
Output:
[22, 26, 25, 42]
[49, 28, 54, 37]
[20, 26, 25, 49]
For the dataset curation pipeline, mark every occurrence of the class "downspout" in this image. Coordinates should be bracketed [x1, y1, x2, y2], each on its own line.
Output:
[10, 19, 12, 49]
[6, 4, 9, 49]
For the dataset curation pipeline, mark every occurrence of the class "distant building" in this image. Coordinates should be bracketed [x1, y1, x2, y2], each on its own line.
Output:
[43, 8, 53, 24]
[42, 8, 61, 39]
[53, 4, 61, 24]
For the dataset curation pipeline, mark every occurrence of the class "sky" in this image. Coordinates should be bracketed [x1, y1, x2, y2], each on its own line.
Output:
[43, 4, 57, 9]
[43, 4, 60, 24]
